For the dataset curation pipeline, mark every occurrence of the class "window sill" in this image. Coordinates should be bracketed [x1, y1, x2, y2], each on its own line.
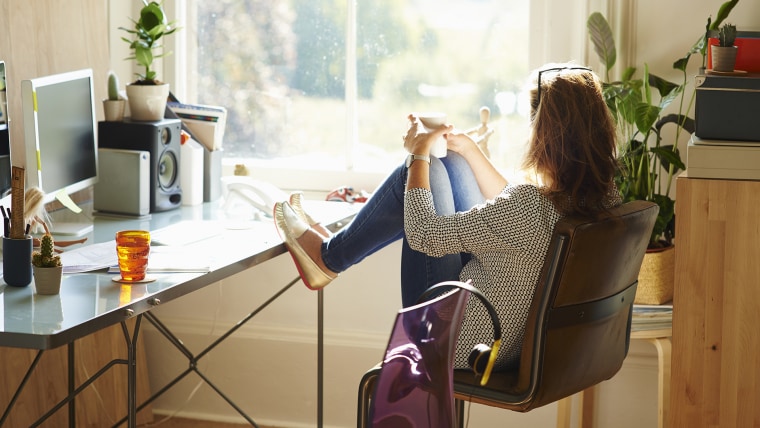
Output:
[221, 158, 386, 196]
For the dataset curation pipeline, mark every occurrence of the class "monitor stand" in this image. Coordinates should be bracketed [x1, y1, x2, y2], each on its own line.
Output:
[47, 191, 94, 236]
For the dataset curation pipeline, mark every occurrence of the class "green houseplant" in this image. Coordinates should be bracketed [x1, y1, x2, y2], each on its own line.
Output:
[587, 3, 738, 303]
[712, 23, 738, 72]
[587, 12, 687, 250]
[103, 71, 126, 122]
[120, 0, 179, 121]
[32, 233, 63, 295]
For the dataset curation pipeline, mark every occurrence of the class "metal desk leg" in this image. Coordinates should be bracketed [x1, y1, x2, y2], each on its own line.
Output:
[126, 277, 301, 428]
[0, 350, 45, 426]
[318, 289, 324, 428]
[121, 316, 143, 428]
[68, 343, 75, 428]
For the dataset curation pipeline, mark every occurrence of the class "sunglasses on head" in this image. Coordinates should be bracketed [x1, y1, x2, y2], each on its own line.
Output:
[536, 66, 592, 105]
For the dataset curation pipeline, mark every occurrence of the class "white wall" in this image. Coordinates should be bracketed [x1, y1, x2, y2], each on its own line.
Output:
[137, 1, 760, 427]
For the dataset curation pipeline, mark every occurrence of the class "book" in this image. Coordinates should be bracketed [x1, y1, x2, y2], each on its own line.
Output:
[167, 102, 227, 151]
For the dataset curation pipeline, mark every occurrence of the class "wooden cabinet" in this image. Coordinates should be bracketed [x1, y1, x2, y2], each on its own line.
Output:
[671, 175, 760, 427]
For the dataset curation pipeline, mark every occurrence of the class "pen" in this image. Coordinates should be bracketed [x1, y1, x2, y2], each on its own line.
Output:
[1, 206, 6, 237]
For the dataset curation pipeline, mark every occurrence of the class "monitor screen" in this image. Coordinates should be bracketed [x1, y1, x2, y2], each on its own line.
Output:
[20, 68, 98, 208]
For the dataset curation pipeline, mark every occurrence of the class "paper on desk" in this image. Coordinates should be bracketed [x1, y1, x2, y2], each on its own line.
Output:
[106, 246, 211, 274]
[60, 240, 118, 273]
[61, 241, 212, 274]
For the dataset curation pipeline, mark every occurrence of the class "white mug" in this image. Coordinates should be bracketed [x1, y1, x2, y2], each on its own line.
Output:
[417, 112, 447, 158]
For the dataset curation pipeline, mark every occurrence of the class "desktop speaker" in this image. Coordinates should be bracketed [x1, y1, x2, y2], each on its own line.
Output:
[98, 118, 182, 212]
[94, 149, 151, 216]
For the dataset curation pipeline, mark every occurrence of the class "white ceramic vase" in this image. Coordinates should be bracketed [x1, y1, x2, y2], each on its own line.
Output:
[126, 83, 170, 121]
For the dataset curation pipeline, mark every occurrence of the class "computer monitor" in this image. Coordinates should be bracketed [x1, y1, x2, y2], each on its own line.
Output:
[19, 69, 98, 228]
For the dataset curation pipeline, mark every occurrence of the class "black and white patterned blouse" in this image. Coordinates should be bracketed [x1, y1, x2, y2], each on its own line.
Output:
[404, 183, 620, 371]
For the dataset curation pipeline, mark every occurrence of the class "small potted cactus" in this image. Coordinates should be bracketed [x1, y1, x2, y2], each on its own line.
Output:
[103, 71, 126, 121]
[712, 23, 739, 72]
[32, 233, 63, 295]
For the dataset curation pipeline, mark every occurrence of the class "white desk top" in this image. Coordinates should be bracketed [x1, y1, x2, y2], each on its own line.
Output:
[0, 200, 358, 349]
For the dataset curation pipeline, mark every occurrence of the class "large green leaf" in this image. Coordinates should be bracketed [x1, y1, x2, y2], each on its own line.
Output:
[634, 102, 660, 135]
[651, 146, 685, 172]
[587, 12, 616, 72]
[711, 0, 740, 30]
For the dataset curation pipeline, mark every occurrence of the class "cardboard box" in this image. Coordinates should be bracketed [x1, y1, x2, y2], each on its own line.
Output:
[687, 134, 760, 180]
[694, 74, 760, 141]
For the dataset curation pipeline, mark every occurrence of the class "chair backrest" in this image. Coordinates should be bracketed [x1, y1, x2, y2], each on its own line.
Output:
[369, 283, 471, 428]
[454, 200, 659, 412]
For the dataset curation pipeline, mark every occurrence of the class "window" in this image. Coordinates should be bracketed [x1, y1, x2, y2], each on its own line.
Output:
[175, 0, 531, 185]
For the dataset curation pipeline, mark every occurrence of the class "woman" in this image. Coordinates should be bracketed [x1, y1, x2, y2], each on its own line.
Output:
[274, 64, 621, 371]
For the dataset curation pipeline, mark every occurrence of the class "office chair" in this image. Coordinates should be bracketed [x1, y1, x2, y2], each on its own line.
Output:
[358, 200, 658, 427]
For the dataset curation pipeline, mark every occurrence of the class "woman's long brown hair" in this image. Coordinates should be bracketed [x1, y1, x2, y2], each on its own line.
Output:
[523, 65, 619, 216]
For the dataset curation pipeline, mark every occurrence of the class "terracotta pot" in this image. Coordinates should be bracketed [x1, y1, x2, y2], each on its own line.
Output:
[635, 245, 675, 305]
[103, 99, 126, 122]
[711, 45, 738, 72]
[126, 83, 169, 121]
[33, 265, 63, 295]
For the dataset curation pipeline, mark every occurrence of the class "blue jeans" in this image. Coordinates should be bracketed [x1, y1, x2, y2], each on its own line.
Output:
[321, 152, 484, 307]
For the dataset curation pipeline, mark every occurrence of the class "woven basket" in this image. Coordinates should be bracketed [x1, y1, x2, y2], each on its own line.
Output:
[635, 245, 675, 305]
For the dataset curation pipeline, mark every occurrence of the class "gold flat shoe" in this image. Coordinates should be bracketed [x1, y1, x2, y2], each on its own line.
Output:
[273, 201, 335, 290]
[289, 192, 332, 237]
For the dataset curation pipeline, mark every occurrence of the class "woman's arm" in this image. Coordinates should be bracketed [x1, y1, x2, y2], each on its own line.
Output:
[446, 131, 508, 200]
[403, 114, 451, 192]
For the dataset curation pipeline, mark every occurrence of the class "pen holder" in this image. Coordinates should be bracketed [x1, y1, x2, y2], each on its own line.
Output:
[3, 236, 33, 287]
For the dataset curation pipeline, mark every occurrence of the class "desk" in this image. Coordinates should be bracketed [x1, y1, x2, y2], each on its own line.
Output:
[0, 200, 357, 427]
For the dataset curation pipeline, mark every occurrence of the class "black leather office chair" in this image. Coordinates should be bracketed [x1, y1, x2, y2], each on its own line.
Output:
[452, 200, 658, 425]
[358, 200, 658, 427]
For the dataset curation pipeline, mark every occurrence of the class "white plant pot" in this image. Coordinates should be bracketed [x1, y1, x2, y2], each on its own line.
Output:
[33, 265, 63, 295]
[102, 99, 126, 122]
[126, 83, 170, 121]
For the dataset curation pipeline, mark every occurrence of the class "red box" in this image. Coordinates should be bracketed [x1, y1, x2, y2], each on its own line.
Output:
[707, 32, 760, 73]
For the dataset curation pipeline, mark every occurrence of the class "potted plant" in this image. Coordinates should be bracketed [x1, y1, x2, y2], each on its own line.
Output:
[587, 4, 737, 303]
[120, 0, 179, 121]
[103, 71, 126, 122]
[32, 233, 63, 295]
[711, 23, 738, 72]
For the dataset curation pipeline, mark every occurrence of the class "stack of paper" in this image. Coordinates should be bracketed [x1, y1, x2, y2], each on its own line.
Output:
[631, 304, 672, 332]
[167, 102, 227, 151]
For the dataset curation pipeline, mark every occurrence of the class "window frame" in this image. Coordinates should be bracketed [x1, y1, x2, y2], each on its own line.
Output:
[110, 0, 602, 192]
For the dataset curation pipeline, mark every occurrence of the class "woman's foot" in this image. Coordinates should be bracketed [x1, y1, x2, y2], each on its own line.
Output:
[289, 192, 333, 237]
[273, 201, 337, 290]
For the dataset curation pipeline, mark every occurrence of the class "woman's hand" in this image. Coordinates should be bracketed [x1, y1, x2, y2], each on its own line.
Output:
[445, 130, 479, 156]
[403, 113, 452, 155]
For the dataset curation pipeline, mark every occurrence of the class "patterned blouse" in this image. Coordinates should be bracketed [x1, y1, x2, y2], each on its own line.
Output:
[404, 183, 621, 371]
